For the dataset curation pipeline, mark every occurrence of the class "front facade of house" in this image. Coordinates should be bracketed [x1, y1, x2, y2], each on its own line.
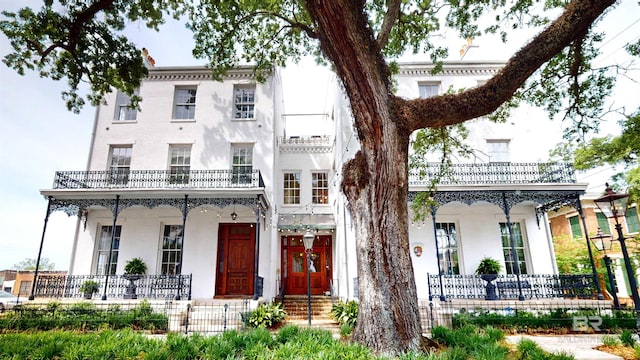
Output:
[36, 62, 592, 302]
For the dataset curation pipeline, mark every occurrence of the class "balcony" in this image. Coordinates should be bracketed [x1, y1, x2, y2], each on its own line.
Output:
[51, 169, 265, 190]
[409, 162, 576, 186]
[278, 135, 334, 153]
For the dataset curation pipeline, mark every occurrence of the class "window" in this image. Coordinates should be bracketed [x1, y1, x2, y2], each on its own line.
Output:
[231, 144, 253, 184]
[108, 146, 132, 184]
[500, 222, 528, 275]
[283, 172, 301, 204]
[233, 85, 255, 119]
[435, 223, 459, 275]
[418, 83, 439, 98]
[96, 225, 121, 275]
[596, 212, 611, 234]
[487, 140, 510, 162]
[114, 90, 138, 121]
[312, 172, 329, 204]
[161, 225, 183, 275]
[19, 281, 32, 296]
[173, 87, 197, 119]
[627, 206, 640, 233]
[169, 145, 191, 184]
[568, 215, 582, 239]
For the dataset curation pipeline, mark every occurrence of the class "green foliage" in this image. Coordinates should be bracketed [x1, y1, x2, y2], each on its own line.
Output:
[79, 280, 100, 295]
[244, 301, 286, 328]
[552, 234, 592, 274]
[453, 307, 637, 332]
[0, 301, 168, 332]
[573, 112, 640, 203]
[619, 330, 637, 347]
[12, 257, 56, 271]
[602, 334, 620, 346]
[429, 325, 510, 360]
[330, 300, 359, 328]
[475, 257, 502, 275]
[124, 257, 147, 275]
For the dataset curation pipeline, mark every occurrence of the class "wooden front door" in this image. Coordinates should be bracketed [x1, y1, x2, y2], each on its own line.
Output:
[282, 235, 332, 295]
[216, 223, 255, 296]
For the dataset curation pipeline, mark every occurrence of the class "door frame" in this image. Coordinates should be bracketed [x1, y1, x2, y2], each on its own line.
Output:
[281, 234, 332, 295]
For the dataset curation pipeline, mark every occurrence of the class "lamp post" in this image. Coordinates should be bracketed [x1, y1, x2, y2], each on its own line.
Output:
[302, 228, 315, 327]
[590, 227, 620, 309]
[594, 183, 639, 331]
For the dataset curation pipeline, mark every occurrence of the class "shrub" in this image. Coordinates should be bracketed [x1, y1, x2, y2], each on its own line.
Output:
[620, 330, 637, 347]
[602, 335, 620, 346]
[245, 302, 286, 328]
[330, 300, 358, 327]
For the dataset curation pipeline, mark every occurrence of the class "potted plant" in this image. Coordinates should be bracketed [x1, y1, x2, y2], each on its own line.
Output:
[123, 257, 147, 299]
[475, 257, 502, 300]
[79, 280, 100, 299]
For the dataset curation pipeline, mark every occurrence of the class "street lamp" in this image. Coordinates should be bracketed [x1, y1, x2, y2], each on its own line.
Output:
[594, 183, 639, 330]
[302, 228, 315, 327]
[590, 227, 619, 309]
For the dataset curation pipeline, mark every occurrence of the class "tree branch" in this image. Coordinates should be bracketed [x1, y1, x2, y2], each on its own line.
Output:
[376, 0, 402, 49]
[68, 0, 117, 50]
[401, 0, 616, 131]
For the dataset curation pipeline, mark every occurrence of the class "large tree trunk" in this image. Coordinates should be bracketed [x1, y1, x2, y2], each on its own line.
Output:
[304, 1, 422, 355]
[303, 0, 615, 356]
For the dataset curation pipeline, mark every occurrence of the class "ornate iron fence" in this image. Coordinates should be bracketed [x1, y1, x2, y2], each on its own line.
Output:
[409, 162, 576, 185]
[34, 274, 192, 300]
[52, 169, 265, 190]
[427, 274, 597, 300]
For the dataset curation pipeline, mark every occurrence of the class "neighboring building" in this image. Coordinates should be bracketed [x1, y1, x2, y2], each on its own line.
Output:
[548, 196, 640, 301]
[35, 61, 590, 302]
[0, 270, 66, 296]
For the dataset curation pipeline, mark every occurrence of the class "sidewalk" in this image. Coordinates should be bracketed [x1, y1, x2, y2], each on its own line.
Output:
[506, 334, 623, 360]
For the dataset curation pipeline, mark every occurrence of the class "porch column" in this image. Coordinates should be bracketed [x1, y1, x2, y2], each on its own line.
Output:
[576, 194, 604, 300]
[502, 192, 525, 301]
[176, 194, 188, 300]
[253, 205, 261, 300]
[102, 195, 120, 301]
[430, 206, 446, 301]
[29, 196, 53, 300]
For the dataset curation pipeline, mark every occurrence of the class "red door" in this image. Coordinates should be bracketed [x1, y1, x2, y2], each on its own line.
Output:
[216, 223, 255, 296]
[283, 235, 331, 295]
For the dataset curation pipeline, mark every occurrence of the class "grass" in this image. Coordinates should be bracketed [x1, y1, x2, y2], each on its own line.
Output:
[0, 325, 577, 360]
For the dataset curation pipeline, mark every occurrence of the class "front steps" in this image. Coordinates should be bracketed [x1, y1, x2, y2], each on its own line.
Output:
[281, 295, 341, 335]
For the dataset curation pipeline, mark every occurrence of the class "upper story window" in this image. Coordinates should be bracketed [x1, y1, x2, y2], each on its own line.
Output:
[627, 206, 640, 233]
[568, 215, 582, 239]
[418, 83, 440, 98]
[312, 171, 329, 204]
[108, 146, 132, 184]
[487, 140, 510, 163]
[231, 144, 253, 184]
[173, 87, 197, 120]
[283, 172, 301, 205]
[114, 91, 138, 121]
[233, 85, 255, 119]
[169, 145, 191, 184]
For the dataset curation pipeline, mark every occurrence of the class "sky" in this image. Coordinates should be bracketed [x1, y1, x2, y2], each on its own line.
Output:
[0, 1, 638, 271]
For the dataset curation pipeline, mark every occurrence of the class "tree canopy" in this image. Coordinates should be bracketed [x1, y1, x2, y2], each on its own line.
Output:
[2, 0, 634, 356]
[13, 257, 56, 271]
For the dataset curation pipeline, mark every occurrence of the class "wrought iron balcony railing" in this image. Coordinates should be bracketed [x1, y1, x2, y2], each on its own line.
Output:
[34, 274, 192, 300]
[427, 273, 597, 300]
[52, 169, 265, 190]
[409, 162, 576, 186]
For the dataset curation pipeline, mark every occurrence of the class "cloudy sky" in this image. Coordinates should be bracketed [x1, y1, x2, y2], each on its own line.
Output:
[0, 1, 638, 271]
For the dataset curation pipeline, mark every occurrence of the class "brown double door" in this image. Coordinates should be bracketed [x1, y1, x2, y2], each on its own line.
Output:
[216, 223, 255, 296]
[282, 235, 332, 295]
